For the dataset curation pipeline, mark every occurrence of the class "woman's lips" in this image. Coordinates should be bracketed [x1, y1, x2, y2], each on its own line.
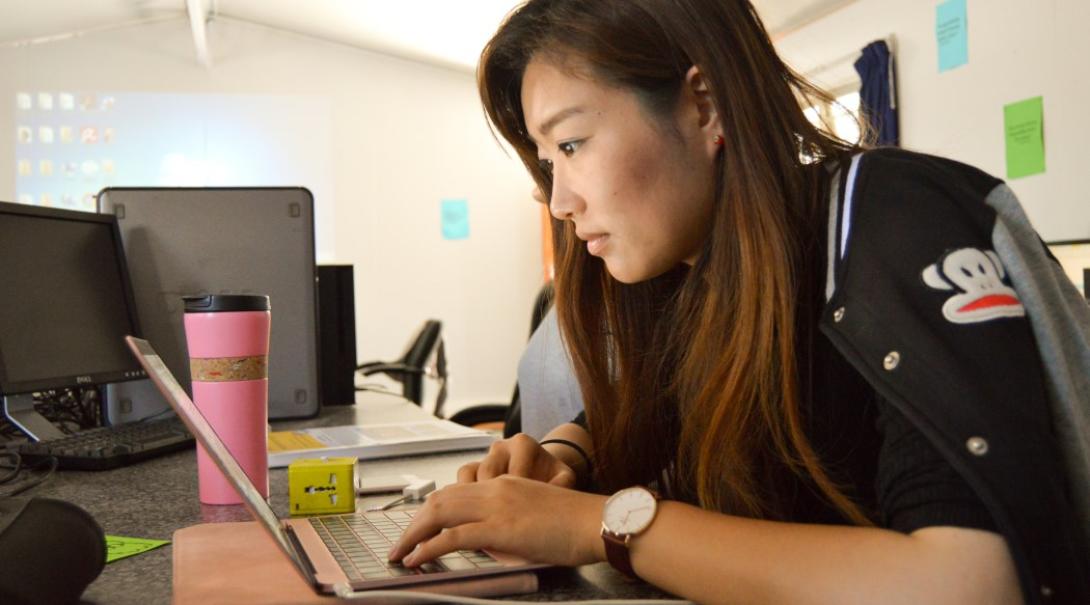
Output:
[586, 234, 610, 256]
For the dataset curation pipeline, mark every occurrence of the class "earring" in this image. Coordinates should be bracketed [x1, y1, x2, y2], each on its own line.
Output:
[713, 134, 724, 146]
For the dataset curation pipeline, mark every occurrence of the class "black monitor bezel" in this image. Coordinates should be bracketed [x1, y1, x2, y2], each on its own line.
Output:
[0, 200, 147, 396]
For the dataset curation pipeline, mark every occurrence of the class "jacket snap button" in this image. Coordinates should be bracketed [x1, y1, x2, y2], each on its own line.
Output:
[883, 351, 900, 370]
[967, 436, 989, 456]
[833, 307, 845, 322]
[1041, 585, 1053, 598]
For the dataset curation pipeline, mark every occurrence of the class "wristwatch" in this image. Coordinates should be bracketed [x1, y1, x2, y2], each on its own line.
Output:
[600, 486, 658, 579]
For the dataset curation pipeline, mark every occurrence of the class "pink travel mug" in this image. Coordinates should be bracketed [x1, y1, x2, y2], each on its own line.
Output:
[183, 294, 271, 505]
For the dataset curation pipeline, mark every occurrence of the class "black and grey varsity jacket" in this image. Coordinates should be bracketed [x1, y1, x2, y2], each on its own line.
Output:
[822, 148, 1090, 604]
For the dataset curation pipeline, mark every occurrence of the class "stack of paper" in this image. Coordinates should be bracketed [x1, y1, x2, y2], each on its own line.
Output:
[267, 419, 495, 468]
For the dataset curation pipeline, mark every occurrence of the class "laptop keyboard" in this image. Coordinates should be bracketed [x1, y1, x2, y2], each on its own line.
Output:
[309, 510, 504, 582]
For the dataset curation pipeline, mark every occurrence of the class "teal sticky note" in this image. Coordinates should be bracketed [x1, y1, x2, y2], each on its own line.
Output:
[441, 199, 469, 240]
[936, 0, 968, 72]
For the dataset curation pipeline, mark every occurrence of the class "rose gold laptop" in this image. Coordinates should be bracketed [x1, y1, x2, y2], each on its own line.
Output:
[125, 336, 548, 596]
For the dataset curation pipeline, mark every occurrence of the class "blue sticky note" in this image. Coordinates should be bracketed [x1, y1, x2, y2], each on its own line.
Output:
[936, 0, 968, 72]
[441, 199, 469, 240]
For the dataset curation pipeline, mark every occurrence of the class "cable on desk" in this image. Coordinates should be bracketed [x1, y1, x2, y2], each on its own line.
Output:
[0, 451, 21, 484]
[137, 406, 177, 423]
[0, 452, 58, 498]
[333, 586, 692, 605]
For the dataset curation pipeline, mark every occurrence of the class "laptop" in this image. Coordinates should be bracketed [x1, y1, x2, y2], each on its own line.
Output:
[124, 336, 548, 595]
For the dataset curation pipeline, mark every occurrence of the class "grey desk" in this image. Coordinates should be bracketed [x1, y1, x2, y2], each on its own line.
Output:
[30, 392, 671, 604]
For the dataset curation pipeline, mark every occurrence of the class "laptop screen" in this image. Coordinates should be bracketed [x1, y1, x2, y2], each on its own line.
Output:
[124, 336, 309, 576]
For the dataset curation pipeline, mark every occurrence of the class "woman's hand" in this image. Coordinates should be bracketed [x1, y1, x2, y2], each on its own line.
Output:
[388, 475, 606, 568]
[457, 433, 577, 487]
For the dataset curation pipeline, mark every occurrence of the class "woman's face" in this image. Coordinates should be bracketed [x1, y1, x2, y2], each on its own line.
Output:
[521, 57, 720, 283]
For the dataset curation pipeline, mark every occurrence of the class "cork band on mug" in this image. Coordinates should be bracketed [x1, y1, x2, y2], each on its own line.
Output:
[190, 356, 268, 382]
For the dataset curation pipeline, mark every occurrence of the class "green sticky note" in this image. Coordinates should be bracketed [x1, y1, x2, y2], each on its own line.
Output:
[1004, 96, 1046, 179]
[105, 535, 170, 563]
[936, 0, 969, 72]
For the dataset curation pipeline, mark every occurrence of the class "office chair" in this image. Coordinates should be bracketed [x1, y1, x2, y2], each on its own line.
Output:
[357, 318, 501, 428]
[357, 320, 446, 411]
[356, 283, 554, 437]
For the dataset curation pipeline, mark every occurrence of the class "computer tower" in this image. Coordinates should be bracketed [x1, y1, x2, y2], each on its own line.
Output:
[317, 265, 357, 406]
[98, 187, 320, 420]
[104, 379, 170, 425]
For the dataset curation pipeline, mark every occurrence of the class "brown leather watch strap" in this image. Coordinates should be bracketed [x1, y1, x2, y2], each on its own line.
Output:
[601, 528, 638, 579]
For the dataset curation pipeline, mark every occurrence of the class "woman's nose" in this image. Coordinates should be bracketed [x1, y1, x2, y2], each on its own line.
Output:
[548, 175, 581, 221]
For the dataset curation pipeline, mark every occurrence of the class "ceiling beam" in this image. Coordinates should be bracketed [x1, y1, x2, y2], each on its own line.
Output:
[186, 0, 212, 67]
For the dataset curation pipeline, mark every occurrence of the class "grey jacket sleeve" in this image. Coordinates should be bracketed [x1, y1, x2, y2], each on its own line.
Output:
[988, 183, 1090, 545]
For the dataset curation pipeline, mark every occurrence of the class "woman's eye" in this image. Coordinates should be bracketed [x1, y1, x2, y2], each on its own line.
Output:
[558, 140, 582, 157]
[538, 158, 554, 174]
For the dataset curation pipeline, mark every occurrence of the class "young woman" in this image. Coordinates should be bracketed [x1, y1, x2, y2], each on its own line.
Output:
[388, 1, 1090, 603]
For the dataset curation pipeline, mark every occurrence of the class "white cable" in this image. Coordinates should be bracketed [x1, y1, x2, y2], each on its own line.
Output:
[333, 585, 693, 605]
[403, 478, 436, 501]
[366, 478, 437, 512]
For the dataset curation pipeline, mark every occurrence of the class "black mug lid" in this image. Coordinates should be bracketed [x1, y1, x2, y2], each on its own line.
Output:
[183, 294, 270, 313]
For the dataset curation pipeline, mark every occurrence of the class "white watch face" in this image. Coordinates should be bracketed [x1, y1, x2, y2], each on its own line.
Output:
[603, 487, 657, 536]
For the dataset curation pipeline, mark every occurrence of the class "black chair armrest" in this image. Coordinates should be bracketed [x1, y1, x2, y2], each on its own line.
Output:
[357, 363, 425, 377]
[446, 404, 510, 428]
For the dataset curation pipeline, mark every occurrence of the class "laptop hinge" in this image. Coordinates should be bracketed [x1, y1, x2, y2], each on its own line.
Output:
[284, 524, 320, 586]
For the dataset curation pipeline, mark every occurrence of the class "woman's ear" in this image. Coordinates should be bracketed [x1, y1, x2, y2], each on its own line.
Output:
[682, 65, 724, 157]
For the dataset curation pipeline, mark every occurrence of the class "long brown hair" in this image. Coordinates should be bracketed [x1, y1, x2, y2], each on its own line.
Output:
[479, 0, 871, 524]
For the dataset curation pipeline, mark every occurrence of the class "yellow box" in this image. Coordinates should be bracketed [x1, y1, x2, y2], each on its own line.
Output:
[288, 457, 357, 516]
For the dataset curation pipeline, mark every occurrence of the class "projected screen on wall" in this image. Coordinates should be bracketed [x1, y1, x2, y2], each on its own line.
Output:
[13, 91, 334, 259]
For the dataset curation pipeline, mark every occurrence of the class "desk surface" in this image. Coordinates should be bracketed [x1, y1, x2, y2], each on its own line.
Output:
[32, 393, 672, 604]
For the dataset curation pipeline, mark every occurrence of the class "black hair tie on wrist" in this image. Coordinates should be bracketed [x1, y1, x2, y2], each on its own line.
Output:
[539, 438, 594, 479]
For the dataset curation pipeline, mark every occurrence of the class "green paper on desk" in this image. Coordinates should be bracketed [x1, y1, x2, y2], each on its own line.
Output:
[106, 535, 170, 563]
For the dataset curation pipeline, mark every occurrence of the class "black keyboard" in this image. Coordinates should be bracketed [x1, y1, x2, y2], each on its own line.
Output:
[14, 417, 194, 471]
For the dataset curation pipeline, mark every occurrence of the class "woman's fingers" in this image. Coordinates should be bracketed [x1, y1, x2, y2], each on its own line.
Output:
[505, 434, 541, 478]
[401, 522, 490, 567]
[476, 442, 511, 480]
[456, 461, 481, 484]
[458, 435, 575, 485]
[390, 476, 606, 569]
[389, 484, 484, 561]
[547, 464, 577, 488]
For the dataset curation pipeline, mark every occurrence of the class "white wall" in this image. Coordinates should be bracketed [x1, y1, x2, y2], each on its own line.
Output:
[0, 17, 542, 413]
[776, 0, 1090, 241]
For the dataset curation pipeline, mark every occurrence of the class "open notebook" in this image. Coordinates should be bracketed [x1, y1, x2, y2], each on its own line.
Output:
[125, 336, 546, 597]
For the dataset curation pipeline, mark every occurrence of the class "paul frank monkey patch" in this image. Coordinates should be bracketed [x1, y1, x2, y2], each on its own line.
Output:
[921, 247, 1026, 324]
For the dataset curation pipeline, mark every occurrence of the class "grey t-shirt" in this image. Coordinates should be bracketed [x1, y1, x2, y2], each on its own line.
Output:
[516, 307, 585, 439]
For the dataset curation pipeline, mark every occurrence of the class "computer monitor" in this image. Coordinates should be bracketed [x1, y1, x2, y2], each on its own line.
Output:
[1047, 239, 1090, 300]
[0, 201, 147, 440]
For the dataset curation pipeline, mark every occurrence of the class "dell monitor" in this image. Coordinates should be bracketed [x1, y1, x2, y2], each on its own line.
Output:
[0, 201, 147, 440]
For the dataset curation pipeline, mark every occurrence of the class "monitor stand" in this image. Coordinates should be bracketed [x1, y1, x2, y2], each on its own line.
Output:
[2, 394, 66, 441]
